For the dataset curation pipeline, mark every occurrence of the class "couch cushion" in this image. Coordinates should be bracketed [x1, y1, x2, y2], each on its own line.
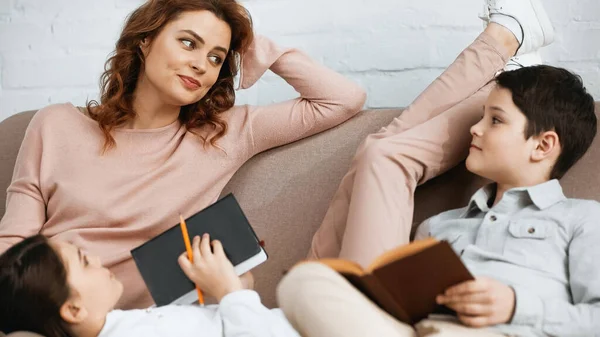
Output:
[0, 111, 36, 218]
[4, 332, 45, 337]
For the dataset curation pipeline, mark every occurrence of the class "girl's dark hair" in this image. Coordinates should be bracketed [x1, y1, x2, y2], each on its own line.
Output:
[0, 235, 72, 337]
[86, 0, 254, 152]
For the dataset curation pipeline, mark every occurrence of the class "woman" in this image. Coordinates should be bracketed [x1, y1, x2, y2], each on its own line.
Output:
[0, 0, 366, 309]
[0, 235, 300, 337]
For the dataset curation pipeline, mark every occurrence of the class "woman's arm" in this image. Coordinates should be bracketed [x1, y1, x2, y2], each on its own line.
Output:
[0, 111, 47, 253]
[236, 35, 367, 155]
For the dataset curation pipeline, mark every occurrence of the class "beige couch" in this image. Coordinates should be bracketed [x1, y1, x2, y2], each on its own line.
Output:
[1, 103, 599, 336]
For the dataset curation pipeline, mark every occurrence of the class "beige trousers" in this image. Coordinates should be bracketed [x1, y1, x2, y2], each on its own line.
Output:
[308, 33, 511, 267]
[278, 262, 506, 337]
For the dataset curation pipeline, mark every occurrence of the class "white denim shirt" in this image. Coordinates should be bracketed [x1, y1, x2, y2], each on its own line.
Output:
[415, 179, 600, 337]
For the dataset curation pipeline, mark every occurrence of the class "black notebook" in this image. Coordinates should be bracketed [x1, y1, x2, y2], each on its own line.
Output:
[131, 194, 268, 306]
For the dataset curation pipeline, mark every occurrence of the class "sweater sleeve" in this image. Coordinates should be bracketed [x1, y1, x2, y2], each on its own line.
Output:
[219, 290, 300, 336]
[238, 35, 366, 155]
[0, 111, 47, 253]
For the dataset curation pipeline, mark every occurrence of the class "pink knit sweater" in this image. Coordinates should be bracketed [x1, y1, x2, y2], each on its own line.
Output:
[0, 36, 366, 308]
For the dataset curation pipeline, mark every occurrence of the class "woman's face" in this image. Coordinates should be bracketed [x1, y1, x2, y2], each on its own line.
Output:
[139, 10, 232, 106]
[53, 241, 123, 319]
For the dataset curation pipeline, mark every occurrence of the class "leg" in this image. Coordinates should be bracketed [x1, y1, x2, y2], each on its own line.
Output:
[309, 29, 512, 262]
[278, 264, 509, 337]
[340, 84, 493, 265]
[373, 30, 513, 137]
[278, 262, 417, 337]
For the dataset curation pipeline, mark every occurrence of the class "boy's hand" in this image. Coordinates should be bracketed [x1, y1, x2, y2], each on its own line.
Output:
[436, 277, 515, 327]
[178, 234, 243, 302]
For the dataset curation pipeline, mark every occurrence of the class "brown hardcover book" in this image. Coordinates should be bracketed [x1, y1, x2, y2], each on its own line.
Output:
[317, 238, 473, 325]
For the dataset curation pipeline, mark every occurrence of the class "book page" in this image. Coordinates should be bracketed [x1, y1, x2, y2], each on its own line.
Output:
[367, 237, 439, 273]
[317, 258, 365, 277]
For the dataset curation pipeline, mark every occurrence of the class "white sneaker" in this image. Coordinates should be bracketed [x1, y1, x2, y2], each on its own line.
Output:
[479, 2, 547, 71]
[482, 0, 555, 56]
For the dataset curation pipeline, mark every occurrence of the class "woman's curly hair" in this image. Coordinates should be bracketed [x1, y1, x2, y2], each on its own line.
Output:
[87, 0, 254, 152]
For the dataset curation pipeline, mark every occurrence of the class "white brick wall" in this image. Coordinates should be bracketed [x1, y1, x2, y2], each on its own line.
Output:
[0, 0, 599, 122]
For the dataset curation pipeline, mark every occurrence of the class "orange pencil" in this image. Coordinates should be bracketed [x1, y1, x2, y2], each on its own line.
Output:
[179, 214, 205, 305]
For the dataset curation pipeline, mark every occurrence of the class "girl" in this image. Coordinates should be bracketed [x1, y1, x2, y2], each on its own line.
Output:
[0, 234, 300, 337]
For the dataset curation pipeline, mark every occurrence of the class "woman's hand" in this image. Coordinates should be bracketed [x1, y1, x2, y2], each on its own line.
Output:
[436, 276, 516, 327]
[178, 234, 243, 302]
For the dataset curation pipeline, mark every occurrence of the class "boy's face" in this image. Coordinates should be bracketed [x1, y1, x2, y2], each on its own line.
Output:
[466, 86, 539, 184]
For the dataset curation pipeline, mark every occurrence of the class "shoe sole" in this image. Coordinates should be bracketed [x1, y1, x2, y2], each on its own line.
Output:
[529, 0, 555, 46]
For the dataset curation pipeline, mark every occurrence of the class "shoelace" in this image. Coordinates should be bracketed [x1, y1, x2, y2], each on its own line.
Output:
[487, 0, 503, 14]
[478, 3, 490, 23]
[505, 58, 526, 69]
[479, 1, 504, 22]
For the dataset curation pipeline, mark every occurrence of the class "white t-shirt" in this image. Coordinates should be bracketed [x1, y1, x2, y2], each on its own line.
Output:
[97, 290, 299, 337]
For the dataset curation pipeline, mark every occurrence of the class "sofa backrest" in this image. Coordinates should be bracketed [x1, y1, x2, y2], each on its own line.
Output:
[0, 103, 599, 309]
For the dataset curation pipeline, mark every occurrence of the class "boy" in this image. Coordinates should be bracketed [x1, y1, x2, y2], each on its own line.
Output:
[280, 2, 600, 337]
[420, 65, 598, 336]
[280, 66, 599, 337]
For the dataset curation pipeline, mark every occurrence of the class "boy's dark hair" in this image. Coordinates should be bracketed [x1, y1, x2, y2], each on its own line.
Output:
[0, 235, 72, 337]
[495, 65, 597, 179]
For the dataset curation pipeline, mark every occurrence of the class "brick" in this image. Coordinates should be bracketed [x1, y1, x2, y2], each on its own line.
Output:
[0, 87, 100, 122]
[234, 85, 259, 106]
[47, 87, 100, 106]
[247, 0, 336, 35]
[0, 21, 53, 53]
[0, 89, 51, 121]
[1, 0, 599, 121]
[114, 0, 144, 10]
[357, 69, 444, 109]
[14, 0, 70, 18]
[335, 29, 475, 72]
[0, 0, 13, 16]
[542, 0, 571, 27]
[553, 61, 600, 99]
[51, 18, 125, 50]
[331, 0, 481, 31]
[14, 0, 121, 20]
[570, 0, 600, 23]
[254, 75, 300, 106]
[2, 54, 107, 89]
[271, 28, 477, 74]
[542, 26, 600, 63]
[251, 0, 480, 36]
